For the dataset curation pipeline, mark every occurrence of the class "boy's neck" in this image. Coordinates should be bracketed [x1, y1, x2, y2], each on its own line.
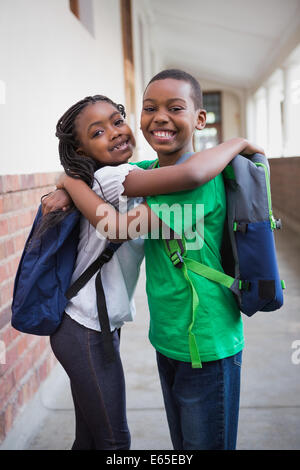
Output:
[157, 143, 194, 167]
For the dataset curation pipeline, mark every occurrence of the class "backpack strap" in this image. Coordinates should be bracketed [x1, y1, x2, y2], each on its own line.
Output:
[66, 242, 122, 363]
[163, 236, 202, 369]
[163, 234, 242, 369]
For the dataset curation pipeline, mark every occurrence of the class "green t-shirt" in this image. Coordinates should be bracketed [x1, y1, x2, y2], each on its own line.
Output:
[133, 159, 244, 364]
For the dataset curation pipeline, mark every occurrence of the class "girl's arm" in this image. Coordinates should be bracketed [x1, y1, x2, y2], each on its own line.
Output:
[52, 137, 265, 242]
[42, 138, 264, 214]
[60, 175, 158, 242]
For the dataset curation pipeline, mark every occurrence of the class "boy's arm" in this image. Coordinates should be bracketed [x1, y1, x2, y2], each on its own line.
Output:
[122, 138, 264, 197]
[42, 137, 264, 214]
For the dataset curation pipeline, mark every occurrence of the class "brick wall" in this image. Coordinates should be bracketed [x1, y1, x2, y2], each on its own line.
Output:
[0, 172, 60, 444]
[269, 157, 300, 233]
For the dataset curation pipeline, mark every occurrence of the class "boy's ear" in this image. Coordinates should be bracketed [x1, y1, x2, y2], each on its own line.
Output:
[195, 109, 206, 131]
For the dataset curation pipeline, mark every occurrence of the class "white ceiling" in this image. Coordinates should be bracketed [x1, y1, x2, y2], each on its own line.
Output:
[147, 0, 300, 90]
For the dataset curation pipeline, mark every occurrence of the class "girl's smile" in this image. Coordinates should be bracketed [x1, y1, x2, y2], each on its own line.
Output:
[75, 101, 136, 165]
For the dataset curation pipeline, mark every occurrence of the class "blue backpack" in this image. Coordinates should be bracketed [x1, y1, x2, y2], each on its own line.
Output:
[162, 152, 285, 368]
[11, 205, 121, 361]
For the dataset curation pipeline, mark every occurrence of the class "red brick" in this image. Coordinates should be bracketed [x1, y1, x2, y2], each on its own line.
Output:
[13, 232, 27, 252]
[0, 280, 14, 306]
[0, 264, 7, 284]
[0, 369, 15, 402]
[0, 219, 9, 237]
[4, 400, 18, 435]
[5, 238, 14, 257]
[13, 351, 33, 383]
[0, 323, 11, 346]
[3, 175, 21, 193]
[0, 411, 5, 442]
[20, 174, 35, 191]
[0, 240, 6, 261]
[0, 305, 12, 331]
[7, 214, 20, 233]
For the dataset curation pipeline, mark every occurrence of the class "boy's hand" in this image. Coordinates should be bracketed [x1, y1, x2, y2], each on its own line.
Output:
[240, 140, 265, 156]
[41, 189, 72, 215]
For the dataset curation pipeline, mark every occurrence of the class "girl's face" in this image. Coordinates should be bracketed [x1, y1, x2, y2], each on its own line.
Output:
[75, 101, 136, 165]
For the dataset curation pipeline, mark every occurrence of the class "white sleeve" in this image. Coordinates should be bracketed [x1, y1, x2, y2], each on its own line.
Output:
[92, 164, 143, 213]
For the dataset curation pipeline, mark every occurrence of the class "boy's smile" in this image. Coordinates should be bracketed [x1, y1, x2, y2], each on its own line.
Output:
[75, 101, 136, 165]
[141, 78, 206, 166]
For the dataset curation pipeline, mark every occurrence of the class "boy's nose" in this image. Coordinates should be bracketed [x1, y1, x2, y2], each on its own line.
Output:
[153, 111, 169, 124]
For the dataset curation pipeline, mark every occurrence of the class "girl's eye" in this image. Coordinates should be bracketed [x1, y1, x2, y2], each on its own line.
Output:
[92, 129, 104, 138]
[114, 119, 124, 126]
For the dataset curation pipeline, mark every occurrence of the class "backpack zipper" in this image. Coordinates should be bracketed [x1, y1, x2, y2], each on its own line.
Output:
[254, 162, 277, 230]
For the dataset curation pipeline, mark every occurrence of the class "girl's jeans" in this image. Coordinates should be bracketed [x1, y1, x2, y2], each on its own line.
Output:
[50, 313, 130, 450]
[156, 350, 242, 450]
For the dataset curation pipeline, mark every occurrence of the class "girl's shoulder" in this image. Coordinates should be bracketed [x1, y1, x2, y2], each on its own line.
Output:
[93, 163, 140, 208]
[94, 163, 134, 180]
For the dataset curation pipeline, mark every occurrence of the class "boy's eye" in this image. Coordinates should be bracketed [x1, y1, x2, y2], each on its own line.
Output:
[143, 106, 155, 112]
[169, 106, 183, 112]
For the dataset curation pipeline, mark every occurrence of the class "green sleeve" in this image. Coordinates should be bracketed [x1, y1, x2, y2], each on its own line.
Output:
[129, 159, 157, 170]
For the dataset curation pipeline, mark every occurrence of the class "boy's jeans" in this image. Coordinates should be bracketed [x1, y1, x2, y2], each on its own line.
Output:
[156, 350, 242, 450]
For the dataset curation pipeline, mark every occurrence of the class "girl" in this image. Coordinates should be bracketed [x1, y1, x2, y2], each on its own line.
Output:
[44, 93, 262, 450]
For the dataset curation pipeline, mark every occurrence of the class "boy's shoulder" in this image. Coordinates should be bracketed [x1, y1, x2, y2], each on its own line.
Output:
[129, 159, 157, 170]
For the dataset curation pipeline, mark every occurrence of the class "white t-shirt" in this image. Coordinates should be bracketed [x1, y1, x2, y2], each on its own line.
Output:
[65, 163, 145, 331]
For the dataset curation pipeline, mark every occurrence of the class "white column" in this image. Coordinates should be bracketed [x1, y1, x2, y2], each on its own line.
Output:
[246, 95, 255, 142]
[266, 71, 283, 157]
[0, 79, 5, 104]
[254, 87, 268, 152]
[282, 63, 300, 156]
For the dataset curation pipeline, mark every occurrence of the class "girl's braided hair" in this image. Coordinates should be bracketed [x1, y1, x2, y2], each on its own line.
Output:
[56, 94, 126, 186]
[36, 95, 126, 238]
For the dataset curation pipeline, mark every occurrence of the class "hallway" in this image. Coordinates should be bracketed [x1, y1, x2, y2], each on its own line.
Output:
[3, 225, 297, 451]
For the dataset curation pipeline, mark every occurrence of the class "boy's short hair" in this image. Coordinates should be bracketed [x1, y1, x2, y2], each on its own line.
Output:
[146, 69, 203, 110]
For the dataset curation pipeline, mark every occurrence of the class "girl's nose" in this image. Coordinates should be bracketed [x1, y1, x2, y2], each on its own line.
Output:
[110, 126, 122, 140]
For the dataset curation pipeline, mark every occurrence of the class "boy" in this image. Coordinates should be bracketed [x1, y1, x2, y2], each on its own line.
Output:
[44, 69, 263, 449]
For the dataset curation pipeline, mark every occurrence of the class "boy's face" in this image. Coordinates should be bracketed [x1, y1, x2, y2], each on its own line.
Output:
[141, 78, 206, 165]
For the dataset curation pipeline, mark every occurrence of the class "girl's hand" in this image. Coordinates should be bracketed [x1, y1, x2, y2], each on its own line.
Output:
[41, 189, 72, 215]
[240, 140, 265, 156]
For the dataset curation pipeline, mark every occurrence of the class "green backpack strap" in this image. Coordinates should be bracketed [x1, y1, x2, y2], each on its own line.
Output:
[164, 237, 202, 369]
[184, 257, 236, 290]
[164, 235, 237, 369]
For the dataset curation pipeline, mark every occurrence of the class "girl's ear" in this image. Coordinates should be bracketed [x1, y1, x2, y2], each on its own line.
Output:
[76, 147, 86, 156]
[195, 109, 206, 131]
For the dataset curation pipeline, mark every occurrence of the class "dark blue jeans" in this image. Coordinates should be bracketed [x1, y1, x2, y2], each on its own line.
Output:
[156, 350, 242, 450]
[50, 313, 130, 450]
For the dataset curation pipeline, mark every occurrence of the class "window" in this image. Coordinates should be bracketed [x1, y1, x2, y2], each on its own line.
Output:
[69, 0, 94, 36]
[194, 92, 222, 151]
